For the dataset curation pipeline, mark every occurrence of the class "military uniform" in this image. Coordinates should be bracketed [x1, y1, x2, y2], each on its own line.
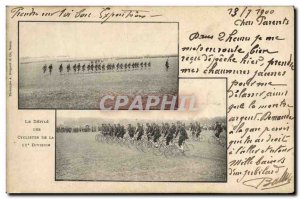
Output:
[166, 125, 176, 145]
[178, 126, 188, 147]
[120, 125, 126, 138]
[127, 125, 135, 138]
[146, 124, 153, 141]
[136, 124, 144, 141]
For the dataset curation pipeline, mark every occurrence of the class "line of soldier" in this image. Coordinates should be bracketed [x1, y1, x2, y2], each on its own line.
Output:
[42, 61, 151, 75]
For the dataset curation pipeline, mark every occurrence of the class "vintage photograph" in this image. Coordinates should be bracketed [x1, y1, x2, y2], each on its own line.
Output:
[6, 5, 295, 194]
[19, 22, 179, 109]
[55, 79, 227, 182]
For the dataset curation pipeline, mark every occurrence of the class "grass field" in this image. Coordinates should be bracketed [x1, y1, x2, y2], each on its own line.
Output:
[19, 56, 178, 109]
[56, 130, 226, 182]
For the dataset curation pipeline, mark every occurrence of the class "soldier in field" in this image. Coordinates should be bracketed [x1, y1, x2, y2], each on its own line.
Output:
[59, 64, 63, 74]
[48, 64, 53, 75]
[178, 123, 188, 150]
[43, 64, 47, 74]
[214, 121, 223, 138]
[127, 124, 135, 139]
[136, 123, 144, 141]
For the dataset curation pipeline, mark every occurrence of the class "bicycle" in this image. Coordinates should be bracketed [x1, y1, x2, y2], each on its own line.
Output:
[152, 139, 167, 156]
[207, 133, 226, 148]
[95, 133, 106, 143]
[168, 140, 194, 158]
[191, 134, 206, 142]
[124, 137, 136, 149]
[152, 138, 180, 158]
[140, 139, 156, 153]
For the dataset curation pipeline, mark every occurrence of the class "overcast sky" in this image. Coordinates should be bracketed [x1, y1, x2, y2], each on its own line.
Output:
[20, 22, 178, 59]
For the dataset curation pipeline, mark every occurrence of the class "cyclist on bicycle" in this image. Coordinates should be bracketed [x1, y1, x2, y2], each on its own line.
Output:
[222, 123, 226, 132]
[113, 124, 118, 136]
[108, 124, 114, 137]
[166, 123, 176, 145]
[175, 122, 181, 138]
[48, 64, 53, 75]
[178, 124, 189, 149]
[115, 124, 121, 137]
[101, 124, 107, 136]
[127, 124, 135, 138]
[162, 123, 168, 137]
[153, 124, 161, 144]
[43, 64, 47, 73]
[215, 121, 223, 138]
[195, 122, 202, 138]
[66, 64, 71, 73]
[190, 122, 196, 137]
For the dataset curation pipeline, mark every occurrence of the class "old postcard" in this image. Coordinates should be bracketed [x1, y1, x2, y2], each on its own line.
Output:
[6, 6, 294, 193]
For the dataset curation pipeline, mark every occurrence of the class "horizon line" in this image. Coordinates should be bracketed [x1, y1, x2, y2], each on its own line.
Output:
[20, 54, 178, 64]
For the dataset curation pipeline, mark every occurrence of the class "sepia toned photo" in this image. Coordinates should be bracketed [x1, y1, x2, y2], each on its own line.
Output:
[55, 79, 227, 182]
[19, 22, 179, 109]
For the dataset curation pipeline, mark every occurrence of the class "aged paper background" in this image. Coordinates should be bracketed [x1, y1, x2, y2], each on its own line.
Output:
[6, 6, 294, 193]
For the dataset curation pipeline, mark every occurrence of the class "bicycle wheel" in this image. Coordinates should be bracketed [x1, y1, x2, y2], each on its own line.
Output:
[105, 136, 113, 144]
[218, 137, 226, 148]
[119, 138, 127, 146]
[153, 143, 164, 156]
[164, 146, 174, 158]
[100, 135, 106, 143]
[135, 140, 144, 151]
[109, 137, 115, 144]
[127, 138, 135, 149]
[113, 137, 120, 144]
[115, 137, 122, 145]
[141, 141, 152, 153]
[192, 135, 198, 141]
[183, 143, 194, 157]
[199, 135, 206, 142]
[116, 137, 121, 144]
[208, 136, 218, 145]
[171, 146, 181, 157]
[95, 134, 100, 142]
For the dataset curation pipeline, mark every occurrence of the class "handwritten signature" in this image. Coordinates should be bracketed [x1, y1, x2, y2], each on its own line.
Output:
[242, 168, 292, 190]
